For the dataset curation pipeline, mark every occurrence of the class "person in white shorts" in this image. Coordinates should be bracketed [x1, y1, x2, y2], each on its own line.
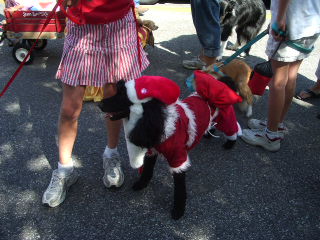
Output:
[241, 0, 320, 152]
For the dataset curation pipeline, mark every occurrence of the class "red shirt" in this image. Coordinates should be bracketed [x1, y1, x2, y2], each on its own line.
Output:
[68, 0, 134, 24]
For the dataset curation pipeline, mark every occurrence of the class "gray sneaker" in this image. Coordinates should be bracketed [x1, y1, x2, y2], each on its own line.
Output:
[103, 155, 124, 188]
[241, 128, 281, 152]
[247, 119, 287, 139]
[182, 56, 206, 70]
[42, 169, 78, 207]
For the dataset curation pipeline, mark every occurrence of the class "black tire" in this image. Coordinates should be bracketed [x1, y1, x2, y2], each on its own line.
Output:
[12, 42, 33, 64]
[27, 39, 48, 50]
[140, 0, 159, 4]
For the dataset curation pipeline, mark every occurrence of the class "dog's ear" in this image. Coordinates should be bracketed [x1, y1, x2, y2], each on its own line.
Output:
[218, 76, 237, 92]
[148, 32, 155, 47]
[98, 80, 132, 113]
[129, 99, 166, 148]
[219, 0, 228, 19]
[219, 0, 235, 23]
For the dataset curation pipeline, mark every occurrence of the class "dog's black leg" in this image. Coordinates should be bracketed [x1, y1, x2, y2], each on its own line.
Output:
[132, 154, 157, 191]
[171, 172, 186, 220]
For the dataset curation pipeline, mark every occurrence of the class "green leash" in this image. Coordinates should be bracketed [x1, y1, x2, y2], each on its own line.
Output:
[220, 29, 269, 67]
[285, 40, 314, 54]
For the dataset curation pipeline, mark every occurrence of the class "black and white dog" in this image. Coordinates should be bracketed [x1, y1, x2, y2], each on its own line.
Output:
[219, 0, 266, 57]
[98, 75, 242, 220]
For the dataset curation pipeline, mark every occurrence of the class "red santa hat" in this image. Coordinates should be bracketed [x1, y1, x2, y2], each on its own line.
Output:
[193, 70, 242, 107]
[125, 76, 180, 105]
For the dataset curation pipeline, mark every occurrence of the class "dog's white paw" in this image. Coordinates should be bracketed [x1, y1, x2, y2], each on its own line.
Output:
[246, 105, 253, 118]
[216, 56, 223, 62]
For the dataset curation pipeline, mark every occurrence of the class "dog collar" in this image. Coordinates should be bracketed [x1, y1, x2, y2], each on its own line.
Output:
[213, 64, 226, 77]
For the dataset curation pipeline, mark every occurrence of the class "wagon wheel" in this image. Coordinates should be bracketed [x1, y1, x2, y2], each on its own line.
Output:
[27, 39, 48, 50]
[12, 41, 34, 64]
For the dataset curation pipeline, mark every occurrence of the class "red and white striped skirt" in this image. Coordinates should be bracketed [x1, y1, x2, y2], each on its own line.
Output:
[56, 10, 149, 87]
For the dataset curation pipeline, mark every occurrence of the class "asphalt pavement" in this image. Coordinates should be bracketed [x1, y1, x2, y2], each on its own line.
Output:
[1, 1, 320, 240]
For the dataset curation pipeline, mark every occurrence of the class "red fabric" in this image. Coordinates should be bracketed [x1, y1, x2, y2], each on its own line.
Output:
[155, 106, 189, 169]
[194, 70, 242, 107]
[68, 0, 134, 24]
[154, 93, 240, 170]
[215, 105, 239, 137]
[248, 72, 271, 96]
[135, 76, 180, 105]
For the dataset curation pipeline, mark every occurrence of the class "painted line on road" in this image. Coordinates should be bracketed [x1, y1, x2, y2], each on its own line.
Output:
[147, 5, 271, 19]
[0, 1, 271, 19]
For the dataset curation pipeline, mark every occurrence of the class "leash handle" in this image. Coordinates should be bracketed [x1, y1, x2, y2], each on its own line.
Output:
[221, 28, 269, 66]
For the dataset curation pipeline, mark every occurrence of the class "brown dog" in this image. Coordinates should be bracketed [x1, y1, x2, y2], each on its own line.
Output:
[138, 20, 158, 48]
[206, 59, 254, 117]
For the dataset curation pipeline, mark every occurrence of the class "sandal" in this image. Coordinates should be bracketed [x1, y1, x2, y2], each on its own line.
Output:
[295, 88, 320, 101]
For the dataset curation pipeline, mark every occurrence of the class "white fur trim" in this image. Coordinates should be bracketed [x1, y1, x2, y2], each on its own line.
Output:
[237, 122, 242, 136]
[225, 122, 242, 140]
[176, 100, 197, 147]
[161, 104, 179, 141]
[169, 156, 191, 174]
[211, 107, 219, 120]
[123, 107, 147, 169]
[126, 139, 147, 168]
[125, 80, 151, 104]
[225, 133, 237, 141]
[130, 103, 144, 115]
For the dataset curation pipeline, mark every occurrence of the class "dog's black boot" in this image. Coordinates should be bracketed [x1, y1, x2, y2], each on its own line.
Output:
[171, 172, 186, 220]
[203, 127, 217, 139]
[132, 154, 157, 191]
[223, 139, 236, 149]
[171, 206, 185, 220]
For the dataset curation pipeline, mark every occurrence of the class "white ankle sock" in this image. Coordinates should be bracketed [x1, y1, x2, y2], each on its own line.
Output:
[103, 146, 119, 158]
[58, 161, 74, 176]
[278, 122, 284, 129]
[265, 128, 279, 139]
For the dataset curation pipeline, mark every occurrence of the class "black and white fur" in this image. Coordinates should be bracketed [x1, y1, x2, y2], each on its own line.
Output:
[98, 80, 236, 220]
[219, 0, 266, 57]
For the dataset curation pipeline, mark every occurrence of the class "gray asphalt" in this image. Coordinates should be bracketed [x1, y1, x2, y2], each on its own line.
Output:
[1, 1, 320, 240]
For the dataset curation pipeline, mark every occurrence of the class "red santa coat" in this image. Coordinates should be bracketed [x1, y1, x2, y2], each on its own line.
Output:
[153, 71, 242, 173]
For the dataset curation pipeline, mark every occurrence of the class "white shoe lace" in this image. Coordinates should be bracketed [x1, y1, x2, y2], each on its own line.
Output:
[47, 171, 63, 193]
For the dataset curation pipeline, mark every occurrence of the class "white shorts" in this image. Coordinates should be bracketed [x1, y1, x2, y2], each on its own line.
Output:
[265, 33, 319, 62]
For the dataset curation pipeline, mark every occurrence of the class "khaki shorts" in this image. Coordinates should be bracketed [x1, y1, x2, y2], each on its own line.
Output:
[265, 33, 319, 62]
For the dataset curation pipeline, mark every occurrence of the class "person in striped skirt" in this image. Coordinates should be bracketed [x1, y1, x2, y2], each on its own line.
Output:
[42, 0, 149, 208]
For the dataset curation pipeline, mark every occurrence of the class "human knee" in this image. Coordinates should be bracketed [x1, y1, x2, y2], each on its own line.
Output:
[60, 105, 81, 122]
[104, 84, 117, 98]
[269, 80, 287, 91]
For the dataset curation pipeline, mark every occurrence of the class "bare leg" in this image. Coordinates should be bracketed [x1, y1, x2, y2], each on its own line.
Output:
[267, 60, 289, 132]
[103, 83, 122, 148]
[280, 60, 302, 122]
[58, 84, 85, 165]
[200, 54, 217, 67]
[101, 83, 125, 188]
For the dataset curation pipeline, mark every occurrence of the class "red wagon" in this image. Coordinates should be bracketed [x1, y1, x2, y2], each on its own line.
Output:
[0, 6, 66, 64]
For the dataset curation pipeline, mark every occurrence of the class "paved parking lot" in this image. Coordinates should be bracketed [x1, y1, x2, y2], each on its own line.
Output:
[1, 2, 320, 240]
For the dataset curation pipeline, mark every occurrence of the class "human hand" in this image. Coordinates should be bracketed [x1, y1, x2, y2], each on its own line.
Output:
[60, 0, 79, 8]
[271, 21, 287, 41]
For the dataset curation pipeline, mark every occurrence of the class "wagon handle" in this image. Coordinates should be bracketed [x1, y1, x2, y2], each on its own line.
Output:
[0, 0, 64, 97]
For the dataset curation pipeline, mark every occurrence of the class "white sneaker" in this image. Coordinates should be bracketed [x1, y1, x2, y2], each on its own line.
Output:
[241, 128, 281, 152]
[42, 169, 78, 207]
[247, 119, 287, 139]
[103, 154, 124, 188]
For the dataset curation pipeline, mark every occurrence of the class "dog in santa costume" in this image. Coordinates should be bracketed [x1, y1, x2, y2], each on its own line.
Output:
[98, 71, 242, 220]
